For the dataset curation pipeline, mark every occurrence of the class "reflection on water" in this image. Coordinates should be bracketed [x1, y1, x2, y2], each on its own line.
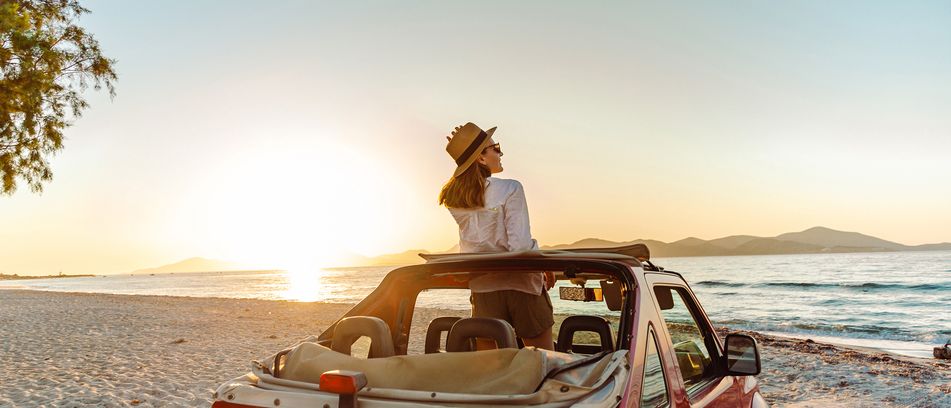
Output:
[282, 268, 325, 302]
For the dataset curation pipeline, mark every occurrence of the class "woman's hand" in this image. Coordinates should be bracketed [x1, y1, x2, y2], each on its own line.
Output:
[544, 271, 556, 291]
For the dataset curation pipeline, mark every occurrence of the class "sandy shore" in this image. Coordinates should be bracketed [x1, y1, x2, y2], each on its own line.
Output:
[0, 290, 948, 407]
[717, 329, 950, 407]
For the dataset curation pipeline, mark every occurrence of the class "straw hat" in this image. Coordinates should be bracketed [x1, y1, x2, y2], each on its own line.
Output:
[446, 122, 497, 178]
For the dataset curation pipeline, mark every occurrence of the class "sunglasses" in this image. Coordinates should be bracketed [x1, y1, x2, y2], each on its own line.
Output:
[485, 143, 503, 155]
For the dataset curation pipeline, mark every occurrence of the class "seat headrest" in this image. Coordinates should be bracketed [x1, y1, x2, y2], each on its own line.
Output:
[331, 316, 396, 358]
[446, 317, 517, 352]
[425, 316, 462, 353]
[556, 315, 615, 354]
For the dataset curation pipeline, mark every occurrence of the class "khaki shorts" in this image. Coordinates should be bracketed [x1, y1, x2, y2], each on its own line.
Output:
[470, 290, 554, 339]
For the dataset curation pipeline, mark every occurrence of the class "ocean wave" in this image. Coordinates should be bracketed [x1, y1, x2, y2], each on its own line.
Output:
[694, 280, 745, 288]
[816, 298, 845, 306]
[714, 319, 944, 343]
[752, 281, 949, 291]
[694, 280, 949, 292]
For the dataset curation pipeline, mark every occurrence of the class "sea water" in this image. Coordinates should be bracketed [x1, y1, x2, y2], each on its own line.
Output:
[7, 251, 949, 358]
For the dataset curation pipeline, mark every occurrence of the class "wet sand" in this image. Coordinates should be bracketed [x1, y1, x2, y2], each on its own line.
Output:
[0, 290, 948, 407]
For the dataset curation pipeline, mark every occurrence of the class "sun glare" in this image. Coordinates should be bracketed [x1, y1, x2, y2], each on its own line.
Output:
[167, 136, 408, 269]
[281, 267, 326, 302]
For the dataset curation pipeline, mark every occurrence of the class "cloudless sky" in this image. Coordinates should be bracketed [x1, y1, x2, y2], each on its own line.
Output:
[2, 1, 950, 274]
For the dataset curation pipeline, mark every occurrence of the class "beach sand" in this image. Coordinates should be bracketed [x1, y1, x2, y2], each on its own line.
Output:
[0, 290, 948, 407]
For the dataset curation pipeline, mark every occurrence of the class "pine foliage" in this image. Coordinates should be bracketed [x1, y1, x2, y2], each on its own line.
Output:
[0, 0, 116, 195]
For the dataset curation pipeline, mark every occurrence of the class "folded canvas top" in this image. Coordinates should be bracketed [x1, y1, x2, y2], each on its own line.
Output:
[247, 342, 629, 406]
[279, 343, 547, 394]
[253, 342, 627, 399]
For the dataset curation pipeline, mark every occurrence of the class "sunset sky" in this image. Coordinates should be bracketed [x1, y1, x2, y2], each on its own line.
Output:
[2, 1, 950, 275]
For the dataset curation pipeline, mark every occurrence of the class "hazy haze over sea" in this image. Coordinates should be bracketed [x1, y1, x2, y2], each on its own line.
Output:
[6, 251, 948, 358]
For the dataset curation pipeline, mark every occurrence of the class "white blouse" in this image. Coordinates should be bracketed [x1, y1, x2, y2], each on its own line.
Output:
[448, 177, 544, 295]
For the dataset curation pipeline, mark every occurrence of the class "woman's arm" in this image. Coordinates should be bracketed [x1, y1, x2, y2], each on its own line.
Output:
[503, 180, 539, 252]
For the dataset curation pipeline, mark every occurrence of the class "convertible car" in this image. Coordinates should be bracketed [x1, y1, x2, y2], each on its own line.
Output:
[211, 245, 767, 407]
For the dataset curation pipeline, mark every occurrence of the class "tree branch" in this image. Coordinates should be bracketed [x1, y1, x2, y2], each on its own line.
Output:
[57, 56, 96, 73]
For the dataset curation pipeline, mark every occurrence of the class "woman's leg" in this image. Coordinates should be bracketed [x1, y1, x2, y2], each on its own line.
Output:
[509, 290, 555, 350]
[472, 290, 555, 350]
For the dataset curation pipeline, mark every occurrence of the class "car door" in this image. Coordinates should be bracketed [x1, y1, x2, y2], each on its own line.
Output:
[646, 273, 740, 407]
[637, 324, 673, 408]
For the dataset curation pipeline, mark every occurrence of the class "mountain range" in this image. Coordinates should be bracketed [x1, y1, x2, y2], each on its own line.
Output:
[134, 227, 951, 272]
[354, 226, 951, 266]
[131, 257, 247, 274]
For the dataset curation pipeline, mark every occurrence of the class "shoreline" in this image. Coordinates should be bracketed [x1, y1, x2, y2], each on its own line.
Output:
[0, 273, 96, 281]
[3, 285, 943, 359]
[757, 330, 940, 360]
[1, 289, 948, 407]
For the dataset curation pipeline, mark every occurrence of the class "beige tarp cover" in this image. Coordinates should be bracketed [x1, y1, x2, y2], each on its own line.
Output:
[281, 342, 547, 394]
[231, 341, 630, 406]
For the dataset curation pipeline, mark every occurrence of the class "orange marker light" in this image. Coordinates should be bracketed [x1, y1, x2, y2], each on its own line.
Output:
[320, 370, 368, 395]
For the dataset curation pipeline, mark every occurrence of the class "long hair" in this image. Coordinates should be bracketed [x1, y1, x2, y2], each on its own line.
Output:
[438, 162, 492, 209]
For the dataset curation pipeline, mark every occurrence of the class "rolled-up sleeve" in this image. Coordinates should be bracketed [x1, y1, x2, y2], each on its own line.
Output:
[502, 181, 539, 251]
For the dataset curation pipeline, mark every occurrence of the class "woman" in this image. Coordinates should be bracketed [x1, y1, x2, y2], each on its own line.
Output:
[439, 122, 554, 350]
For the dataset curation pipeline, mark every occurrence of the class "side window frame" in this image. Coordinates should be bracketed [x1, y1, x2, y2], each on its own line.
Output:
[650, 283, 726, 398]
[639, 324, 670, 408]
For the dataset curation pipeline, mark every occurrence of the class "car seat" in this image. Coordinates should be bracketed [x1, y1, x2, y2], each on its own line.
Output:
[556, 315, 615, 354]
[446, 317, 518, 352]
[330, 316, 396, 358]
[424, 316, 462, 353]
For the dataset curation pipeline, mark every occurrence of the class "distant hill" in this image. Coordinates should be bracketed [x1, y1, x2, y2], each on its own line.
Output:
[347, 245, 459, 267]
[544, 238, 626, 250]
[131, 257, 249, 274]
[708, 235, 759, 249]
[730, 238, 825, 255]
[911, 242, 951, 251]
[354, 226, 951, 266]
[359, 249, 432, 266]
[775, 226, 907, 250]
[672, 237, 707, 247]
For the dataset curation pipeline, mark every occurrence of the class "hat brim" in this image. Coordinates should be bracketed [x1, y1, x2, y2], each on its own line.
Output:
[452, 127, 497, 178]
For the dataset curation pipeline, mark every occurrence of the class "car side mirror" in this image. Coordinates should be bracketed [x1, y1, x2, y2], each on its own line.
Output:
[724, 334, 761, 376]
